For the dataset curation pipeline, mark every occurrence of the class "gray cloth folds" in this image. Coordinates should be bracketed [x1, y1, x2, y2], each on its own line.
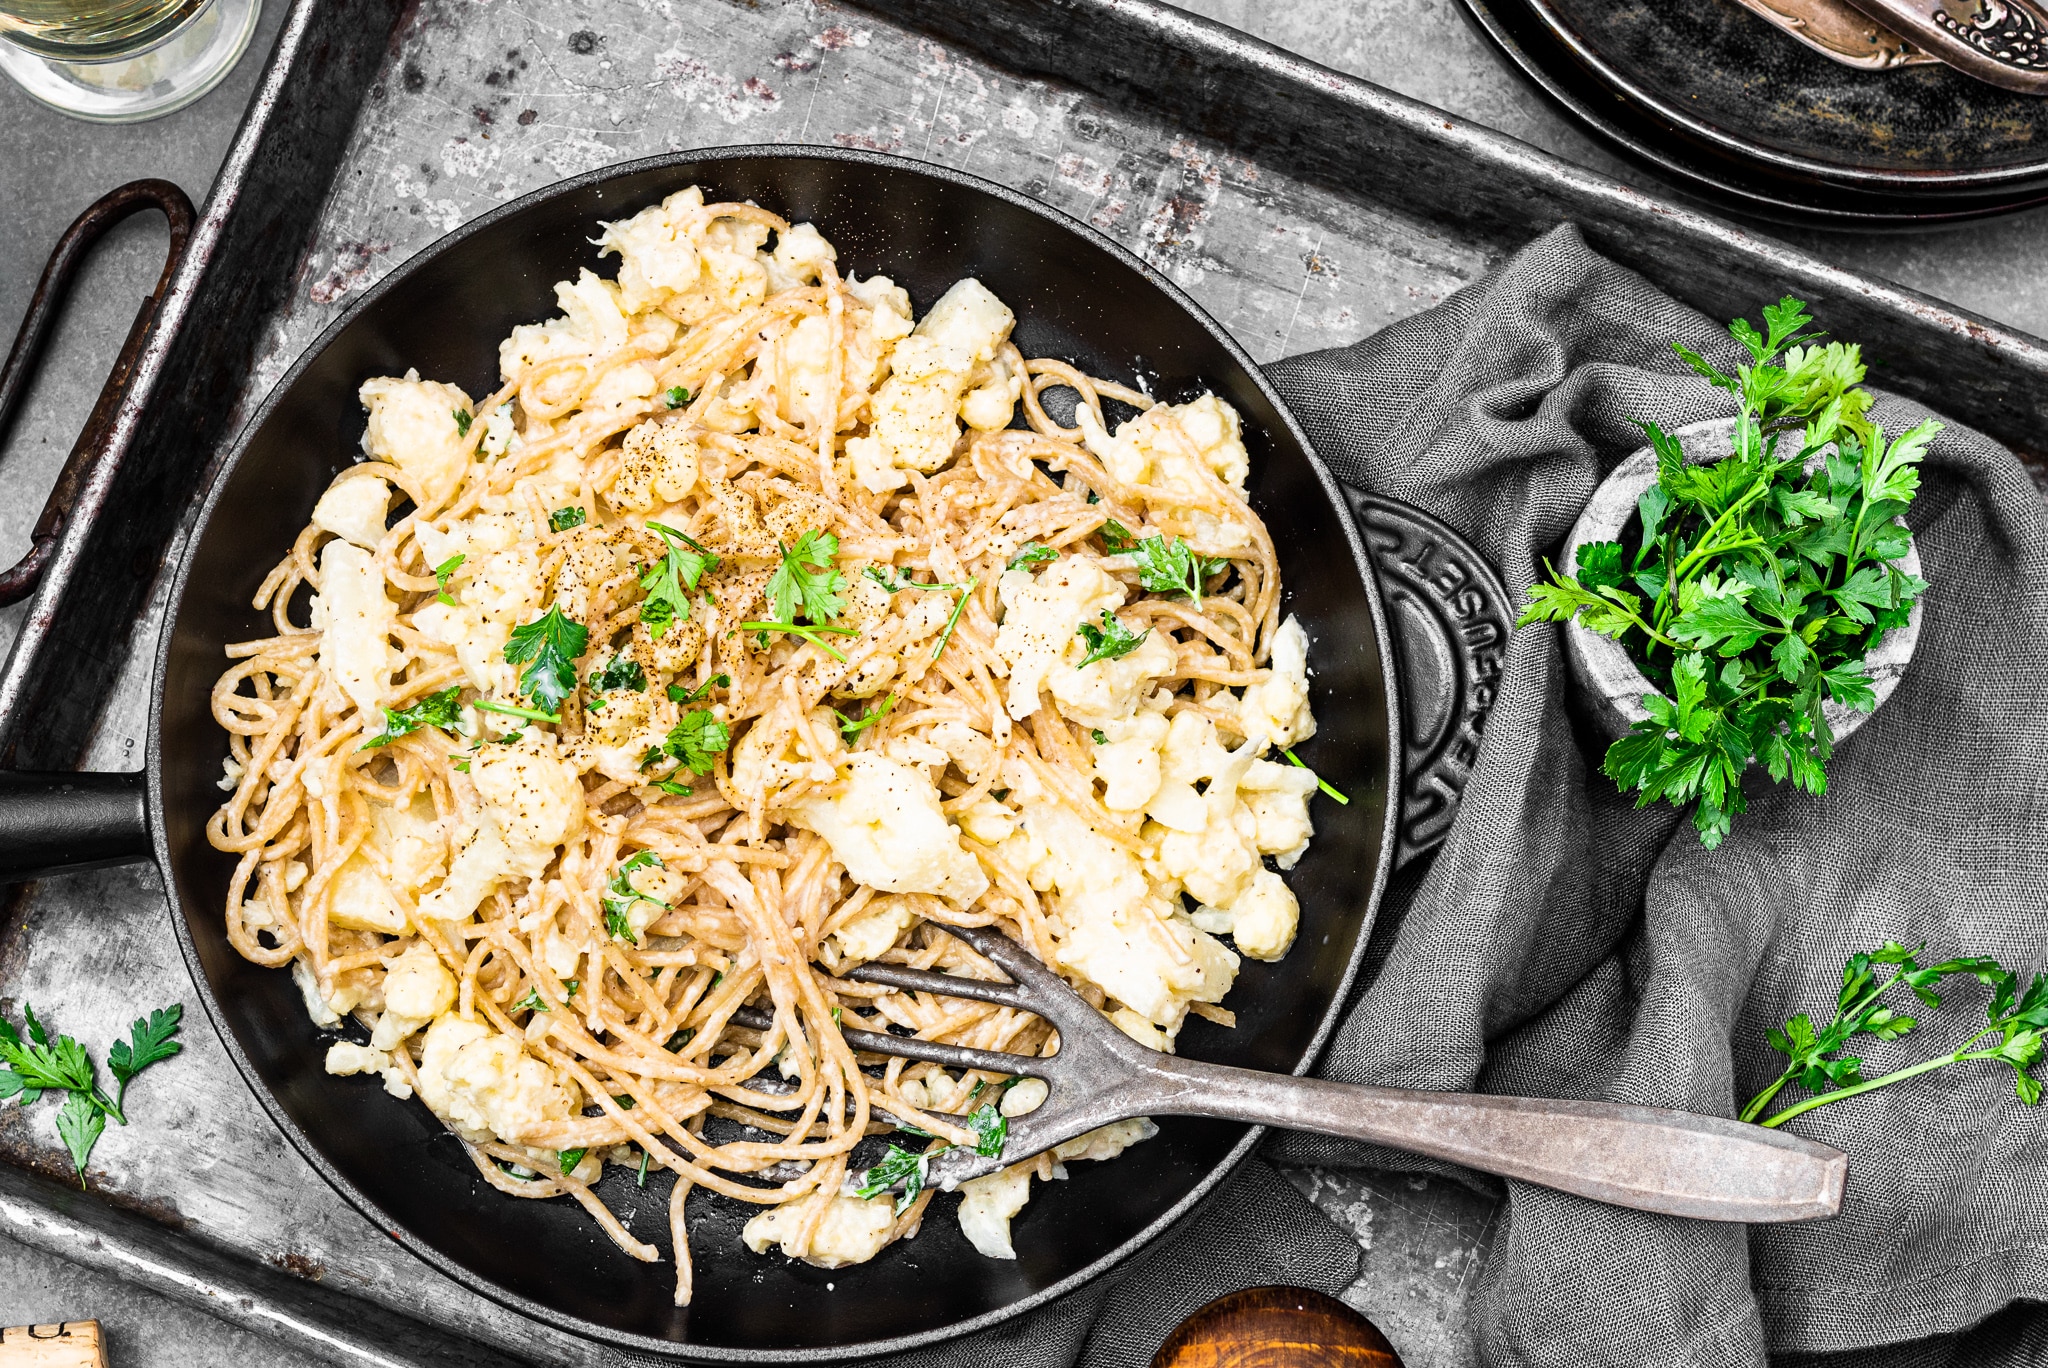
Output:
[897, 223, 2048, 1367]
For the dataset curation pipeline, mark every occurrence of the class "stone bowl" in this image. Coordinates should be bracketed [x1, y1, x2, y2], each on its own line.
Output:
[1560, 416, 1923, 745]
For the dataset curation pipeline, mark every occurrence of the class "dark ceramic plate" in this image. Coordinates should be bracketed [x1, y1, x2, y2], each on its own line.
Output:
[146, 148, 1403, 1359]
[1458, 0, 2048, 224]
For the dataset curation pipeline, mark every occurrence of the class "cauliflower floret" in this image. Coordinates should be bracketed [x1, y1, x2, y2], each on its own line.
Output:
[414, 820, 518, 923]
[609, 417, 701, 515]
[368, 795, 447, 894]
[384, 942, 457, 1020]
[994, 558, 1125, 722]
[579, 686, 677, 786]
[311, 472, 391, 549]
[1092, 711, 1170, 812]
[859, 278, 1016, 490]
[787, 753, 990, 906]
[324, 1041, 390, 1076]
[415, 1015, 576, 1145]
[743, 1191, 895, 1268]
[1200, 868, 1300, 961]
[325, 853, 406, 934]
[1231, 615, 1316, 750]
[1239, 758, 1318, 869]
[731, 707, 845, 798]
[1047, 628, 1175, 730]
[498, 269, 633, 384]
[1076, 392, 1250, 553]
[957, 1164, 1033, 1259]
[1025, 802, 1237, 1035]
[359, 373, 473, 509]
[1053, 1117, 1158, 1164]
[595, 187, 707, 311]
[470, 740, 586, 878]
[315, 540, 396, 721]
[765, 220, 836, 292]
[830, 896, 915, 963]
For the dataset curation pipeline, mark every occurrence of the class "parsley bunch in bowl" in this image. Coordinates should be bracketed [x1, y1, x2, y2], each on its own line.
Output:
[1519, 298, 1934, 847]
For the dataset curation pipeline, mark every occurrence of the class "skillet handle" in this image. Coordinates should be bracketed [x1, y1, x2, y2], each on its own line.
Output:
[0, 771, 150, 883]
[1343, 489, 1515, 869]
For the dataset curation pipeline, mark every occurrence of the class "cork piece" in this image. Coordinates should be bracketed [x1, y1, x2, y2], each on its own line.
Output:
[0, 1322, 106, 1368]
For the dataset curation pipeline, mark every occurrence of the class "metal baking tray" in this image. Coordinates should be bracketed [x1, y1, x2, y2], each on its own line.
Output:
[3, 0, 2045, 1364]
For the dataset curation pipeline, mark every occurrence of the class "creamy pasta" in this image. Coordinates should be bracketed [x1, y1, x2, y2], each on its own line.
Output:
[205, 186, 1320, 1295]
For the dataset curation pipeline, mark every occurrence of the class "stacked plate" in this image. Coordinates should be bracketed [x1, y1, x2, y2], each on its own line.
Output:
[1458, 0, 2048, 223]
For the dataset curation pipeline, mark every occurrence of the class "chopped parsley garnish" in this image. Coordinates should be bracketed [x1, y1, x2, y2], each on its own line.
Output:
[601, 850, 667, 943]
[590, 656, 646, 693]
[1007, 544, 1059, 571]
[864, 564, 963, 594]
[475, 699, 559, 726]
[653, 779, 692, 796]
[640, 522, 720, 640]
[1283, 748, 1350, 805]
[452, 408, 473, 438]
[432, 554, 465, 606]
[564, 979, 579, 999]
[737, 620, 859, 660]
[514, 988, 550, 1013]
[637, 1149, 650, 1186]
[1075, 610, 1148, 668]
[1102, 519, 1225, 601]
[932, 577, 978, 662]
[768, 529, 848, 624]
[667, 674, 729, 706]
[967, 1102, 1007, 1157]
[557, 1148, 588, 1174]
[856, 1143, 935, 1216]
[361, 685, 464, 750]
[549, 505, 587, 532]
[833, 693, 895, 743]
[662, 710, 731, 774]
[1091, 729, 1108, 744]
[664, 1027, 696, 1052]
[664, 385, 691, 409]
[503, 605, 588, 713]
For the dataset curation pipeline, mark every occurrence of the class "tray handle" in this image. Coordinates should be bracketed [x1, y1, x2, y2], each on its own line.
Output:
[0, 179, 196, 606]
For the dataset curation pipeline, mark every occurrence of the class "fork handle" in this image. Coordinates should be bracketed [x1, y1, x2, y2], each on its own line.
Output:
[1146, 1059, 1845, 1222]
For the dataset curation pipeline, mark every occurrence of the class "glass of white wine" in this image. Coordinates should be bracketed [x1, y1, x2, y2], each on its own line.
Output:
[0, 0, 259, 122]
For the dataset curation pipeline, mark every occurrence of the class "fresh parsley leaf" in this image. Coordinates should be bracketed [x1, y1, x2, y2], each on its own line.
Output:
[856, 1142, 935, 1216]
[452, 408, 473, 438]
[1091, 729, 1108, 744]
[564, 979, 580, 1000]
[932, 577, 978, 662]
[1103, 522, 1223, 600]
[1746, 943, 2048, 1129]
[1518, 298, 1931, 848]
[1075, 610, 1148, 669]
[558, 1148, 588, 1174]
[833, 693, 895, 743]
[107, 1005, 182, 1110]
[475, 699, 559, 726]
[666, 674, 729, 706]
[589, 657, 646, 693]
[503, 606, 588, 713]
[664, 710, 730, 774]
[767, 529, 847, 625]
[55, 1090, 104, 1188]
[639, 522, 720, 640]
[601, 850, 667, 943]
[967, 1102, 1007, 1158]
[738, 619, 859, 661]
[1007, 544, 1059, 571]
[0, 1010, 96, 1100]
[360, 686, 464, 749]
[514, 988, 550, 1013]
[664, 385, 691, 409]
[549, 506, 587, 533]
[865, 564, 963, 594]
[433, 554, 465, 607]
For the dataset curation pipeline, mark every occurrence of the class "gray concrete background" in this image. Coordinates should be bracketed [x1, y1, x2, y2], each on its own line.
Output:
[0, 0, 2041, 1363]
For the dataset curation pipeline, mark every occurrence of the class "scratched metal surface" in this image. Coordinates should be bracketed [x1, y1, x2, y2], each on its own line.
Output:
[0, 2, 1500, 1364]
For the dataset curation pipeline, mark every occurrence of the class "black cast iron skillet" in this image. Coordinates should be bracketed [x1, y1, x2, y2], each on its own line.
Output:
[0, 149, 1507, 1359]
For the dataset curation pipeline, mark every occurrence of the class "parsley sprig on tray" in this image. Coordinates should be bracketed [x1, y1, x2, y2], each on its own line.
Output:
[1517, 298, 1934, 848]
[1745, 943, 2047, 1129]
[1, 1003, 184, 1186]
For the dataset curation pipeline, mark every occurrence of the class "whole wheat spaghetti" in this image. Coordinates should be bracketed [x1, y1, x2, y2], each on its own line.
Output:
[205, 187, 1324, 1292]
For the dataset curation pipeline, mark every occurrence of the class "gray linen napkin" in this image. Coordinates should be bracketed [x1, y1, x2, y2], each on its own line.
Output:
[894, 223, 2048, 1368]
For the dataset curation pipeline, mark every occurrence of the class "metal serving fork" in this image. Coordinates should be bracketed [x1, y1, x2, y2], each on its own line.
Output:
[804, 924, 1846, 1223]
